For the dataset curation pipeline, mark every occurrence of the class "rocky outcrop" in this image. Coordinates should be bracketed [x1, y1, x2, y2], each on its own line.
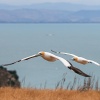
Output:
[0, 66, 20, 87]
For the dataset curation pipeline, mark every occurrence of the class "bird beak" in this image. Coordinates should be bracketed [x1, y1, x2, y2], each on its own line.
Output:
[35, 53, 41, 57]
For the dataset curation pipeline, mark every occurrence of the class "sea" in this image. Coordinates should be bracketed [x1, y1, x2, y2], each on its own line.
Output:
[0, 23, 100, 89]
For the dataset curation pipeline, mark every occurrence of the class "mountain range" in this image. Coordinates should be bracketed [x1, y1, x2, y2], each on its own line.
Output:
[0, 3, 100, 23]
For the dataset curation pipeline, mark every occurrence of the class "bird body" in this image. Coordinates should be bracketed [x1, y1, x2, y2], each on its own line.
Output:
[39, 51, 58, 62]
[0, 51, 90, 77]
[72, 56, 89, 65]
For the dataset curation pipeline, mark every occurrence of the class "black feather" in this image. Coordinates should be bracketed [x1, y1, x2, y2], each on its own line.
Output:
[68, 66, 91, 77]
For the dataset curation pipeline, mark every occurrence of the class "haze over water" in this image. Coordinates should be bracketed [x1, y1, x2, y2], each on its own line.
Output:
[0, 23, 100, 88]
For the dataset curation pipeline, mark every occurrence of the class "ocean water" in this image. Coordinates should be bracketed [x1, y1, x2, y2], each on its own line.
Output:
[0, 23, 100, 88]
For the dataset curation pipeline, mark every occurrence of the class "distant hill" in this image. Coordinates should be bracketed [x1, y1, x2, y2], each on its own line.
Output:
[1, 3, 100, 11]
[0, 3, 100, 23]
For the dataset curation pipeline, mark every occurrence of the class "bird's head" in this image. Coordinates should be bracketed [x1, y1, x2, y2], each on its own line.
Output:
[38, 51, 45, 56]
[71, 57, 78, 61]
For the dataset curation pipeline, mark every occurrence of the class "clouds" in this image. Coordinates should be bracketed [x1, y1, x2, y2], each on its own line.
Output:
[0, 0, 100, 5]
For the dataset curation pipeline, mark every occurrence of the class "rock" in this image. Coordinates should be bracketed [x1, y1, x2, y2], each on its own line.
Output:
[0, 66, 20, 87]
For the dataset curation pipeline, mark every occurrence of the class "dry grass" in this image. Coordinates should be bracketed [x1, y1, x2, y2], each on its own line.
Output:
[0, 75, 100, 100]
[0, 87, 100, 100]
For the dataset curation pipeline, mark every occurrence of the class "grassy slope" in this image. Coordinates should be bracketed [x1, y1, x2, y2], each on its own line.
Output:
[0, 87, 100, 100]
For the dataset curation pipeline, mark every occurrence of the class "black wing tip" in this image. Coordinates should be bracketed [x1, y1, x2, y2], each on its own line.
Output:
[69, 66, 91, 77]
[51, 50, 60, 53]
[0, 60, 22, 67]
[0, 64, 7, 67]
[84, 74, 91, 77]
[51, 50, 56, 52]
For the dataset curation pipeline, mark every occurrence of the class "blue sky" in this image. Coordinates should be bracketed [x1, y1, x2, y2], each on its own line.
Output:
[1, 0, 100, 5]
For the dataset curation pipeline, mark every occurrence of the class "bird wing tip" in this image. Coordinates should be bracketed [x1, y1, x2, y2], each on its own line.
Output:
[69, 66, 91, 77]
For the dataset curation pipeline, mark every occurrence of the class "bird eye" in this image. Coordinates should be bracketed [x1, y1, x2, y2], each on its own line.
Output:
[38, 51, 43, 55]
[38, 51, 44, 55]
[38, 52, 41, 55]
[72, 58, 75, 60]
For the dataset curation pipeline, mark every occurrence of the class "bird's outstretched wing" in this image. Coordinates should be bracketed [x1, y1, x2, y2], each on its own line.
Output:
[67, 60, 90, 77]
[88, 60, 100, 66]
[51, 50, 77, 57]
[0, 60, 21, 67]
[54, 55, 90, 77]
[68, 66, 91, 77]
[0, 54, 40, 67]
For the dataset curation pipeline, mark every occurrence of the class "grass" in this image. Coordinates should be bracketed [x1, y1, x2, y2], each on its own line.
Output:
[55, 73, 100, 91]
[0, 87, 100, 100]
[0, 75, 100, 100]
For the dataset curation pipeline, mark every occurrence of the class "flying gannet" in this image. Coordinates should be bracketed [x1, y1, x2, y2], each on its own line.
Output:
[51, 50, 100, 66]
[0, 51, 90, 77]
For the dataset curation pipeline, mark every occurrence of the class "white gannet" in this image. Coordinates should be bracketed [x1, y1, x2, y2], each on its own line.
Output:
[0, 51, 90, 77]
[51, 50, 100, 66]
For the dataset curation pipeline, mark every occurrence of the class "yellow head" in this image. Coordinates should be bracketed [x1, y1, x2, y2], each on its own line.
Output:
[38, 51, 45, 56]
[72, 57, 78, 61]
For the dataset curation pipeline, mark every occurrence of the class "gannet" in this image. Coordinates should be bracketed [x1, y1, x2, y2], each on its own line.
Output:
[0, 51, 90, 77]
[51, 50, 100, 66]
